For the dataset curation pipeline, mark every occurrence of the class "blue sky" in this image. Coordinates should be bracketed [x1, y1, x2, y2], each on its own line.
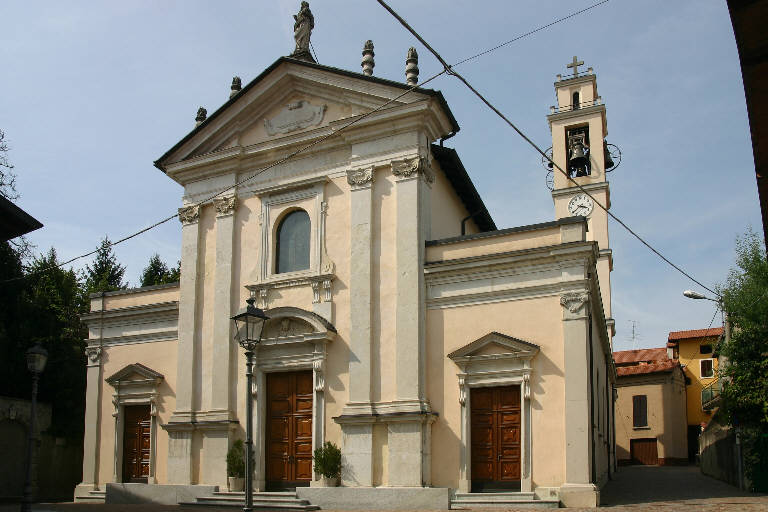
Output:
[1, 1, 760, 351]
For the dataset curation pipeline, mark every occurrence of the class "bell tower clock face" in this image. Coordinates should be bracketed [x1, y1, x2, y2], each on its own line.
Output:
[567, 193, 594, 217]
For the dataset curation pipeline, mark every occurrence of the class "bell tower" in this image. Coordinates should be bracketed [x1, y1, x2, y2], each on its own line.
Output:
[547, 56, 615, 340]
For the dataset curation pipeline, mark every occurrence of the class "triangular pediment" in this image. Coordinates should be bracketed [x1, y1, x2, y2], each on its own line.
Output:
[155, 57, 456, 174]
[448, 332, 539, 362]
[106, 363, 164, 385]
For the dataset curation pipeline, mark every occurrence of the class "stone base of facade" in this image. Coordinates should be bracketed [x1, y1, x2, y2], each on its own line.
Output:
[296, 487, 450, 510]
[104, 483, 218, 505]
[559, 483, 599, 507]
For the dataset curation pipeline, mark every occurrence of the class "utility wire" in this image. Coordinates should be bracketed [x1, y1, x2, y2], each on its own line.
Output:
[1, 68, 449, 286]
[375, 0, 718, 296]
[5, 1, 607, 285]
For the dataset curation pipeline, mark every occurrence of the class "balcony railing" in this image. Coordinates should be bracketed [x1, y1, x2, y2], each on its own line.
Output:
[549, 97, 603, 114]
[702, 377, 723, 410]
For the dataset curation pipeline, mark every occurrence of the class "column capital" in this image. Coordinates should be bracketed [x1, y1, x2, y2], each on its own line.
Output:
[85, 346, 102, 367]
[178, 205, 200, 225]
[346, 167, 374, 189]
[560, 291, 589, 318]
[391, 156, 434, 183]
[213, 196, 237, 217]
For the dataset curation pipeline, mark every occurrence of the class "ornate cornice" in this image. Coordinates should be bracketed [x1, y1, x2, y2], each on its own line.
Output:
[391, 156, 434, 183]
[346, 167, 374, 188]
[560, 291, 589, 314]
[178, 205, 200, 225]
[213, 196, 236, 216]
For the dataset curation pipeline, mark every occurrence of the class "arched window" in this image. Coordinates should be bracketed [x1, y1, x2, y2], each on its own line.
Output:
[276, 210, 310, 273]
[572, 91, 580, 110]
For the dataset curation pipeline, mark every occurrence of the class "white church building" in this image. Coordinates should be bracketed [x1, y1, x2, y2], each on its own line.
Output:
[75, 8, 618, 508]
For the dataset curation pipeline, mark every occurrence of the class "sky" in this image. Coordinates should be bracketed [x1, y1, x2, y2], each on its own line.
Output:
[1, 0, 761, 351]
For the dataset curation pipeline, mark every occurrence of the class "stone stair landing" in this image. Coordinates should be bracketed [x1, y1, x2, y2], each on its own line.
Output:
[451, 491, 559, 509]
[182, 490, 319, 510]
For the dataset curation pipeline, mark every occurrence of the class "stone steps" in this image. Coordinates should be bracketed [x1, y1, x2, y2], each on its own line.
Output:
[451, 492, 559, 509]
[74, 490, 106, 503]
[182, 491, 319, 510]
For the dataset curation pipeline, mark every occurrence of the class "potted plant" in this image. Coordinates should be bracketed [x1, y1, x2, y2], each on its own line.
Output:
[226, 439, 245, 492]
[313, 441, 342, 486]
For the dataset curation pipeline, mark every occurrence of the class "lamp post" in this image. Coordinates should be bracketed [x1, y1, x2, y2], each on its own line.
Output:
[231, 298, 269, 512]
[682, 290, 739, 488]
[21, 342, 48, 512]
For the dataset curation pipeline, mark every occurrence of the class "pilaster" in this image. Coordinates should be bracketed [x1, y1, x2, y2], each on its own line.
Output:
[167, 204, 201, 484]
[210, 194, 236, 418]
[392, 156, 432, 404]
[345, 167, 374, 408]
[76, 345, 103, 496]
[559, 290, 598, 507]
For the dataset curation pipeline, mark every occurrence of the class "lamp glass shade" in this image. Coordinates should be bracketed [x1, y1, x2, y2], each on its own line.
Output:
[26, 343, 48, 374]
[231, 298, 269, 350]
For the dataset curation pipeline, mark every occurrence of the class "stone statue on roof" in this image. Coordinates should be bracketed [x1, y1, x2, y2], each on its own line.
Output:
[291, 1, 315, 62]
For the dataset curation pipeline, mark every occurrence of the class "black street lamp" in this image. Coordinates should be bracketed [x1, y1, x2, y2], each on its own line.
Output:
[231, 297, 269, 512]
[21, 342, 48, 512]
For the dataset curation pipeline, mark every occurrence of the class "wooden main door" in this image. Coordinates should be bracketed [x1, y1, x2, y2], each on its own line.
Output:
[630, 438, 659, 465]
[122, 404, 151, 483]
[266, 371, 313, 490]
[470, 385, 521, 492]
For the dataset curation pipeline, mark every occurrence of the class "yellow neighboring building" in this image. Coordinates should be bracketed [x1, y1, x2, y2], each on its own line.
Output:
[667, 327, 723, 461]
[613, 348, 688, 466]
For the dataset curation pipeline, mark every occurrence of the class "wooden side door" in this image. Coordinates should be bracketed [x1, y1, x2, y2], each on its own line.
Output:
[122, 405, 151, 482]
[266, 371, 313, 489]
[470, 385, 521, 492]
[630, 438, 659, 465]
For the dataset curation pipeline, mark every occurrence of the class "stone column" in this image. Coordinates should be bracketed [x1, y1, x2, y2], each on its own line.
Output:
[340, 167, 375, 487]
[166, 204, 201, 485]
[75, 345, 104, 499]
[200, 195, 237, 488]
[559, 290, 598, 507]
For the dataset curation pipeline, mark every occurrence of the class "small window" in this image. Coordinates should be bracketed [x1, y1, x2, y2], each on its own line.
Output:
[700, 359, 714, 378]
[276, 210, 310, 274]
[572, 91, 580, 110]
[700, 345, 713, 354]
[632, 395, 648, 428]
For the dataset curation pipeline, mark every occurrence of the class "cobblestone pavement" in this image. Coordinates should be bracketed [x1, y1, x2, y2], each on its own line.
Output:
[3, 466, 766, 511]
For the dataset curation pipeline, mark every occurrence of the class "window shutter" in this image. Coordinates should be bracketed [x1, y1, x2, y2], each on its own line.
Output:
[633, 395, 647, 428]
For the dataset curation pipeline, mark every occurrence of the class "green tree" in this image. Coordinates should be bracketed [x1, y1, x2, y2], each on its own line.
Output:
[140, 253, 180, 287]
[718, 229, 768, 490]
[84, 236, 126, 293]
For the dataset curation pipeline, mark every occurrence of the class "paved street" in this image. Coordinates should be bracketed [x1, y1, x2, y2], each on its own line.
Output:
[2, 466, 766, 511]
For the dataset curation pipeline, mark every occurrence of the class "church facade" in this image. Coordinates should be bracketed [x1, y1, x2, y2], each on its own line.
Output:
[74, 24, 617, 508]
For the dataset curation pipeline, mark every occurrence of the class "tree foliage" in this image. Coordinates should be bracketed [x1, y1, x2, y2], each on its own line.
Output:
[718, 229, 768, 489]
[140, 253, 180, 287]
[84, 236, 127, 293]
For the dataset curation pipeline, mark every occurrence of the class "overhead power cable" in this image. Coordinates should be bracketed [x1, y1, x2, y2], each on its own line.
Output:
[375, 0, 718, 296]
[0, 68, 448, 286]
[3, 1, 609, 286]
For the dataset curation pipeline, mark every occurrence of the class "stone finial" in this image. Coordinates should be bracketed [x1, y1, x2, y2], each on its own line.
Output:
[230, 76, 242, 98]
[195, 107, 207, 127]
[361, 40, 375, 76]
[291, 1, 316, 62]
[405, 47, 419, 86]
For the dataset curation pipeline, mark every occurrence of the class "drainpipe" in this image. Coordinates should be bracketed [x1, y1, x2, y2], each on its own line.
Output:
[439, 131, 456, 147]
[461, 211, 484, 236]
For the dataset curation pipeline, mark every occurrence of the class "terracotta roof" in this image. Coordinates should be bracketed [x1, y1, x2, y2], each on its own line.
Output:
[668, 327, 723, 341]
[612, 347, 668, 364]
[616, 360, 680, 377]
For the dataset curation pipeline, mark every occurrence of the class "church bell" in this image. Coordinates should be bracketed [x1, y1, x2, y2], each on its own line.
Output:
[603, 141, 614, 169]
[568, 137, 588, 169]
